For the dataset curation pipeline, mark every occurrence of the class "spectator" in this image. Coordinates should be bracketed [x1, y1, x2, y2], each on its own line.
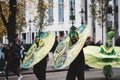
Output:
[50, 36, 58, 54]
[17, 40, 25, 63]
[0, 44, 5, 74]
[96, 40, 102, 46]
[115, 36, 120, 46]
[87, 36, 95, 45]
[58, 33, 64, 42]
[3, 40, 23, 80]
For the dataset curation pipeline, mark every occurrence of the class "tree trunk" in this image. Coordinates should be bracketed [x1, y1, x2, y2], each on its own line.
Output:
[7, 0, 17, 43]
[0, 0, 17, 43]
[38, 0, 45, 34]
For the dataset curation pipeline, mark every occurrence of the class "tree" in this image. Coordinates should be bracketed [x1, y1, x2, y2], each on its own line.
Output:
[0, 0, 26, 43]
[37, 0, 48, 34]
[90, 0, 109, 42]
[0, 0, 50, 43]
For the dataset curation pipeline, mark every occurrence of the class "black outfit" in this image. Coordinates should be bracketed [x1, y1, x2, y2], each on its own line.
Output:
[115, 38, 120, 46]
[12, 43, 21, 68]
[67, 37, 85, 80]
[88, 41, 95, 45]
[66, 48, 85, 80]
[33, 55, 48, 80]
[0, 47, 5, 72]
[0, 56, 5, 72]
[66, 32, 85, 80]
[2, 44, 21, 80]
[50, 37, 58, 53]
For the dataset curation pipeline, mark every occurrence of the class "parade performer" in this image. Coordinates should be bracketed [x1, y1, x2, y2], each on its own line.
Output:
[22, 31, 55, 68]
[84, 28, 120, 80]
[33, 36, 49, 80]
[22, 32, 55, 80]
[53, 24, 89, 69]
[66, 25, 85, 80]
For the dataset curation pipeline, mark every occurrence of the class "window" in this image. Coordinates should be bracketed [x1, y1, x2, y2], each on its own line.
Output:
[22, 33, 26, 40]
[69, 0, 75, 21]
[58, 0, 64, 22]
[48, 0, 54, 23]
[22, 33, 26, 44]
[32, 32, 34, 43]
[85, 0, 87, 22]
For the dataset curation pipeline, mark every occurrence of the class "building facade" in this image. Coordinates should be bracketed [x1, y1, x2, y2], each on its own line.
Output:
[2, 0, 120, 44]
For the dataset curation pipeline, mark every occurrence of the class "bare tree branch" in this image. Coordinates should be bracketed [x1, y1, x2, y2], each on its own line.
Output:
[0, 4, 8, 27]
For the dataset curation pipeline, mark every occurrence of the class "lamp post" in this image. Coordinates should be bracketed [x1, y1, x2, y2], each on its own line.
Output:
[29, 19, 32, 44]
[79, 8, 85, 25]
[70, 1, 75, 26]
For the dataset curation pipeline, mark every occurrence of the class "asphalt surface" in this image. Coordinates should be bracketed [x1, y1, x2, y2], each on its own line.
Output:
[0, 68, 120, 80]
[0, 52, 120, 80]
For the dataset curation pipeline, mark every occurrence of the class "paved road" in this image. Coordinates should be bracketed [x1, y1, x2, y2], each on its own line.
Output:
[0, 68, 120, 80]
[0, 53, 120, 80]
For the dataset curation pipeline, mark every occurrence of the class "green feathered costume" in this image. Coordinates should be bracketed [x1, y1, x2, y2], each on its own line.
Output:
[102, 28, 115, 79]
[108, 28, 115, 41]
[69, 26, 79, 46]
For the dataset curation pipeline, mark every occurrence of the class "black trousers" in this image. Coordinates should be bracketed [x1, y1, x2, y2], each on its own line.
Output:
[33, 58, 47, 80]
[5, 62, 20, 79]
[66, 52, 85, 80]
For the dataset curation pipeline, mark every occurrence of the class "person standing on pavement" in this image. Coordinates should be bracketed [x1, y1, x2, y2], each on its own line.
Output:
[33, 36, 49, 80]
[87, 36, 95, 45]
[66, 26, 86, 80]
[115, 36, 120, 46]
[2, 40, 23, 80]
[0, 43, 5, 74]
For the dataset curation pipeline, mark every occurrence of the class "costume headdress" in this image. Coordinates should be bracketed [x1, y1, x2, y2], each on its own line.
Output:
[69, 26, 78, 39]
[106, 27, 115, 45]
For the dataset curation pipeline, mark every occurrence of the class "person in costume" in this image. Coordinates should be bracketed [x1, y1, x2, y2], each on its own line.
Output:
[84, 28, 119, 79]
[33, 35, 49, 80]
[100, 28, 116, 57]
[99, 28, 115, 79]
[66, 26, 85, 80]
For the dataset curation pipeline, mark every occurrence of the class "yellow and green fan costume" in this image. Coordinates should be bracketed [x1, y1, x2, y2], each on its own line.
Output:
[53, 25, 90, 69]
[83, 28, 120, 79]
[22, 31, 55, 68]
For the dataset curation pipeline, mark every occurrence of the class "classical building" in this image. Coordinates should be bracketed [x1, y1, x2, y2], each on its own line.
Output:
[2, 0, 120, 44]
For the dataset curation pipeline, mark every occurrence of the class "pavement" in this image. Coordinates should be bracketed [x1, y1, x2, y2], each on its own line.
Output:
[1, 52, 120, 79]
[0, 52, 68, 77]
[0, 52, 96, 77]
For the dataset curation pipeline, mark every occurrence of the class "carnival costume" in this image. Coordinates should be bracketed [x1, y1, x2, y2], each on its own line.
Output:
[53, 25, 89, 69]
[22, 32, 55, 68]
[83, 28, 120, 79]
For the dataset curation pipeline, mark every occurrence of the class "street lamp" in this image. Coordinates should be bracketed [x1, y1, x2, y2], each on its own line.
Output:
[79, 8, 85, 25]
[70, 1, 75, 26]
[29, 19, 32, 44]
